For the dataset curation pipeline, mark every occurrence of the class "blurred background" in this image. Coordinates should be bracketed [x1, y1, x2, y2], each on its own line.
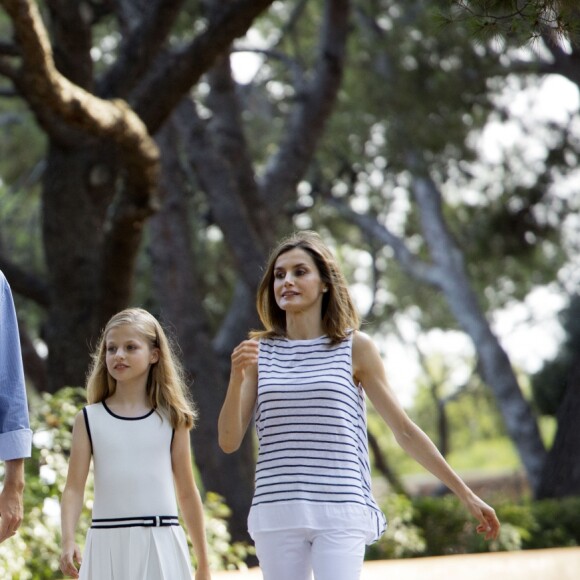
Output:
[0, 0, 579, 577]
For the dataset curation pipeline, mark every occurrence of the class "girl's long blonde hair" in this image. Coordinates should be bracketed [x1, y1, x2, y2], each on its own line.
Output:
[86, 308, 196, 430]
[252, 230, 360, 344]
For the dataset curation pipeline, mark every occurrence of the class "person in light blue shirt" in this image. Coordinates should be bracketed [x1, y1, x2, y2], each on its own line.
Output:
[0, 269, 32, 543]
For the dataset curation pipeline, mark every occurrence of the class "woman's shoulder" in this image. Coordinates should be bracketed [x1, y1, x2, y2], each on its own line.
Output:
[352, 329, 374, 348]
[351, 330, 381, 363]
[351, 331, 386, 385]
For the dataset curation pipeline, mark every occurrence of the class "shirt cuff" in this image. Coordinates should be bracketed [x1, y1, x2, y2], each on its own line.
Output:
[0, 428, 33, 461]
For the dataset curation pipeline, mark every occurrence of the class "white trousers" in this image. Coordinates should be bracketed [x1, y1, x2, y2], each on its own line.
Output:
[253, 527, 367, 580]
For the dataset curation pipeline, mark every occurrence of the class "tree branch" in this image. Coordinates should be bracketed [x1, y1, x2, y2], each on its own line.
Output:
[0, 56, 18, 79]
[260, 0, 351, 213]
[0, 257, 49, 306]
[0, 40, 20, 56]
[367, 426, 409, 496]
[409, 174, 467, 277]
[1, 0, 159, 203]
[44, 0, 94, 88]
[0, 85, 18, 97]
[538, 37, 580, 86]
[230, 46, 305, 86]
[176, 97, 267, 289]
[326, 196, 442, 287]
[406, 160, 547, 491]
[205, 53, 275, 248]
[132, 0, 276, 133]
[97, 0, 186, 98]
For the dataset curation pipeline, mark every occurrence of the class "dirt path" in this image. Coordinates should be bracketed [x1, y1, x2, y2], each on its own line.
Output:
[212, 547, 580, 580]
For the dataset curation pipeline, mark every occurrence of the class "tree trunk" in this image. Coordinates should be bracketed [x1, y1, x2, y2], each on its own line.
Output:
[41, 141, 116, 391]
[367, 427, 408, 496]
[18, 319, 48, 392]
[412, 179, 547, 493]
[149, 121, 256, 542]
[536, 359, 580, 498]
[436, 400, 449, 458]
[335, 175, 548, 493]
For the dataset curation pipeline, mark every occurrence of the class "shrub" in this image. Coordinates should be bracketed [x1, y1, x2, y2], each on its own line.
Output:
[366, 492, 580, 561]
[523, 497, 580, 550]
[366, 494, 426, 560]
[0, 388, 252, 579]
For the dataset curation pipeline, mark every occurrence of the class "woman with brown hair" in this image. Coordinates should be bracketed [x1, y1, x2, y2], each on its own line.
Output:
[219, 231, 499, 580]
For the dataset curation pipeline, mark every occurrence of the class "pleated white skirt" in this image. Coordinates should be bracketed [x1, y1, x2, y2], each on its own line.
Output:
[79, 526, 193, 580]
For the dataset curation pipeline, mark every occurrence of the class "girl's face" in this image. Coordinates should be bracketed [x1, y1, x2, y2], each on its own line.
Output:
[273, 248, 327, 315]
[105, 325, 159, 387]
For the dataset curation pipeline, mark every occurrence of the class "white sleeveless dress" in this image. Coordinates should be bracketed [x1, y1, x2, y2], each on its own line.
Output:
[79, 402, 193, 580]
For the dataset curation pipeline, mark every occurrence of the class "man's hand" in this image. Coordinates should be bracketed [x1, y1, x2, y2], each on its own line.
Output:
[0, 458, 25, 543]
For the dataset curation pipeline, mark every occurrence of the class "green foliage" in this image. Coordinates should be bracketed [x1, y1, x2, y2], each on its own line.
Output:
[456, 199, 565, 307]
[370, 408, 475, 479]
[412, 494, 486, 555]
[0, 105, 44, 262]
[0, 388, 252, 578]
[0, 99, 45, 187]
[443, 1, 580, 47]
[0, 387, 87, 579]
[202, 492, 255, 571]
[411, 359, 508, 449]
[522, 497, 580, 549]
[366, 494, 426, 560]
[365, 493, 580, 561]
[302, 0, 575, 334]
[367, 353, 519, 478]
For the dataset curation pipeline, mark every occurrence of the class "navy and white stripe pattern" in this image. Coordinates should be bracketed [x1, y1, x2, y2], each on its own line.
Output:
[253, 334, 384, 527]
[91, 515, 179, 529]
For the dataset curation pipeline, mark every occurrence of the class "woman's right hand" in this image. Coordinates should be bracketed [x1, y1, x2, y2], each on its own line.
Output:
[230, 339, 259, 379]
[219, 339, 259, 453]
[59, 542, 82, 578]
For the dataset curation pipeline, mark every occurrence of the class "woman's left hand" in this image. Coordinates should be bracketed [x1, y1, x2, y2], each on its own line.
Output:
[464, 494, 501, 540]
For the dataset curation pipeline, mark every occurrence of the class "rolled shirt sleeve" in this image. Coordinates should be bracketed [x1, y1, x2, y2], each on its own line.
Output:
[0, 271, 32, 461]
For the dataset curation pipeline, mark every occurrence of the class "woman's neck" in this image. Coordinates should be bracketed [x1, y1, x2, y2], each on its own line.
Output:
[285, 315, 324, 341]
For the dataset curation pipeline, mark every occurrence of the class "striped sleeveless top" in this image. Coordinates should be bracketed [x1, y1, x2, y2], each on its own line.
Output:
[247, 334, 387, 544]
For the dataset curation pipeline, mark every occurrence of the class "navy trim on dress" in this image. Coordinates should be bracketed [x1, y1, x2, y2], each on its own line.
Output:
[102, 400, 155, 421]
[82, 407, 94, 455]
[90, 515, 179, 529]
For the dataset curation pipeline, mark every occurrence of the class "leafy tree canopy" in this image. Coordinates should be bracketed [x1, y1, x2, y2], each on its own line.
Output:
[444, 0, 580, 47]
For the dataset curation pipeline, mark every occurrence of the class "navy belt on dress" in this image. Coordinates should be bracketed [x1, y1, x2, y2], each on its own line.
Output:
[90, 515, 179, 529]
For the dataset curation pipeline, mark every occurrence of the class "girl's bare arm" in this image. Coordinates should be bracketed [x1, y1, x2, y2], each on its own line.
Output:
[172, 427, 211, 580]
[60, 412, 92, 578]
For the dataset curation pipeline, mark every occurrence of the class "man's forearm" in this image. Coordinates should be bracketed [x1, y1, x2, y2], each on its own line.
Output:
[0, 458, 25, 543]
[3, 459, 25, 492]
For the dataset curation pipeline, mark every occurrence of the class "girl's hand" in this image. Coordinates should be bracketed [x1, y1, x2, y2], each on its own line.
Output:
[464, 494, 501, 541]
[59, 543, 82, 578]
[230, 340, 259, 378]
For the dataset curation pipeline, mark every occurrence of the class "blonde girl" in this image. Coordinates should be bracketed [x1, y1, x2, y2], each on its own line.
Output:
[60, 308, 211, 580]
[219, 230, 500, 580]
